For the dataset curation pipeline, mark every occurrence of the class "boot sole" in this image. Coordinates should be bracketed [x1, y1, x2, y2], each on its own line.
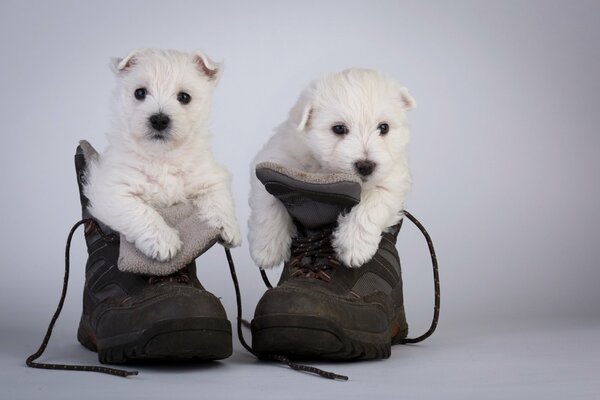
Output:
[78, 316, 232, 363]
[251, 314, 395, 360]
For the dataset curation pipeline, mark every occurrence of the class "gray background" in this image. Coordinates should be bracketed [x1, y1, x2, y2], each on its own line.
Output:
[1, 0, 598, 399]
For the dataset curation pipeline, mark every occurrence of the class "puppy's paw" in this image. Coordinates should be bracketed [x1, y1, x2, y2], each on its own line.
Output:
[219, 223, 242, 248]
[249, 229, 291, 269]
[332, 215, 381, 268]
[135, 225, 183, 262]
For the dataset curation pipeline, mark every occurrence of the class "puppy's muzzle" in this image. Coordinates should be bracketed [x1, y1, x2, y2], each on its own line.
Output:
[354, 160, 376, 177]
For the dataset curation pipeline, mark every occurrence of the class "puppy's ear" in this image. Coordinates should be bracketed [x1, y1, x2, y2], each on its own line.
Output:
[194, 51, 222, 82]
[399, 86, 416, 110]
[296, 104, 312, 131]
[290, 92, 313, 131]
[110, 49, 140, 74]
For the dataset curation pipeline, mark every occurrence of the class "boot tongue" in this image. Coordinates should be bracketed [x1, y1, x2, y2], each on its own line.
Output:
[255, 162, 362, 234]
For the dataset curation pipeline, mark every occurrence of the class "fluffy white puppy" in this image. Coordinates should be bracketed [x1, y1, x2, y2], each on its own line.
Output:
[249, 68, 415, 268]
[85, 48, 241, 262]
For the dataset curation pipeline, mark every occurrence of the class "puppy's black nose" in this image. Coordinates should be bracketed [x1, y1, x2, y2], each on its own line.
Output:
[149, 113, 170, 131]
[354, 160, 376, 177]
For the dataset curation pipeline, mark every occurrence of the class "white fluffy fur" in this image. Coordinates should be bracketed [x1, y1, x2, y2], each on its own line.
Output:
[249, 68, 415, 268]
[85, 48, 241, 262]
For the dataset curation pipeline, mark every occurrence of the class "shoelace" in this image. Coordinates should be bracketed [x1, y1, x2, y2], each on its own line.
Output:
[25, 219, 138, 377]
[256, 210, 441, 345]
[25, 210, 439, 379]
[233, 210, 440, 380]
[288, 229, 340, 281]
[148, 269, 191, 285]
[224, 248, 348, 381]
[24, 218, 345, 380]
[396, 210, 440, 344]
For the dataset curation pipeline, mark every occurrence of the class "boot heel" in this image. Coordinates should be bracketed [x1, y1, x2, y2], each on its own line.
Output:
[77, 314, 97, 352]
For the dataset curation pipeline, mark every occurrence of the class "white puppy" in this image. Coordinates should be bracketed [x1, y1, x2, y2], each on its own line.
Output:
[85, 48, 241, 262]
[249, 68, 415, 268]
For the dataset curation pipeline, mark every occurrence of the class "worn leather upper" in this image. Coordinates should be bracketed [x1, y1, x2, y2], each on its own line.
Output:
[253, 163, 407, 336]
[75, 143, 228, 338]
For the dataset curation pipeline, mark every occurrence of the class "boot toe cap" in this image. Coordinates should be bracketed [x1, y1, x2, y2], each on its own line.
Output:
[94, 285, 229, 339]
[253, 285, 389, 333]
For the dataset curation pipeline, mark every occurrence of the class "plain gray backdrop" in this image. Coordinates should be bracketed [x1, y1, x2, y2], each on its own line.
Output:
[1, 1, 599, 399]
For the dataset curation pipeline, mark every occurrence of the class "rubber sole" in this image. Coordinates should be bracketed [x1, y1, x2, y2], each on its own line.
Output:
[78, 316, 232, 364]
[251, 314, 394, 360]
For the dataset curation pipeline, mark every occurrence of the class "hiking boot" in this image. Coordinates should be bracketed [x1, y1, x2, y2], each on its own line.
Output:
[250, 163, 408, 360]
[74, 143, 232, 363]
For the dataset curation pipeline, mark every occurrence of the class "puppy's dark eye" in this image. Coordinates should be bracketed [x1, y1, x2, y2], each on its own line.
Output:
[378, 123, 390, 135]
[177, 92, 192, 105]
[134, 88, 146, 101]
[331, 124, 349, 135]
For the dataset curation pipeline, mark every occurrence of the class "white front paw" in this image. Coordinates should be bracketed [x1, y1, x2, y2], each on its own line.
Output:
[332, 217, 381, 268]
[135, 225, 183, 262]
[220, 223, 242, 248]
[249, 231, 291, 269]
